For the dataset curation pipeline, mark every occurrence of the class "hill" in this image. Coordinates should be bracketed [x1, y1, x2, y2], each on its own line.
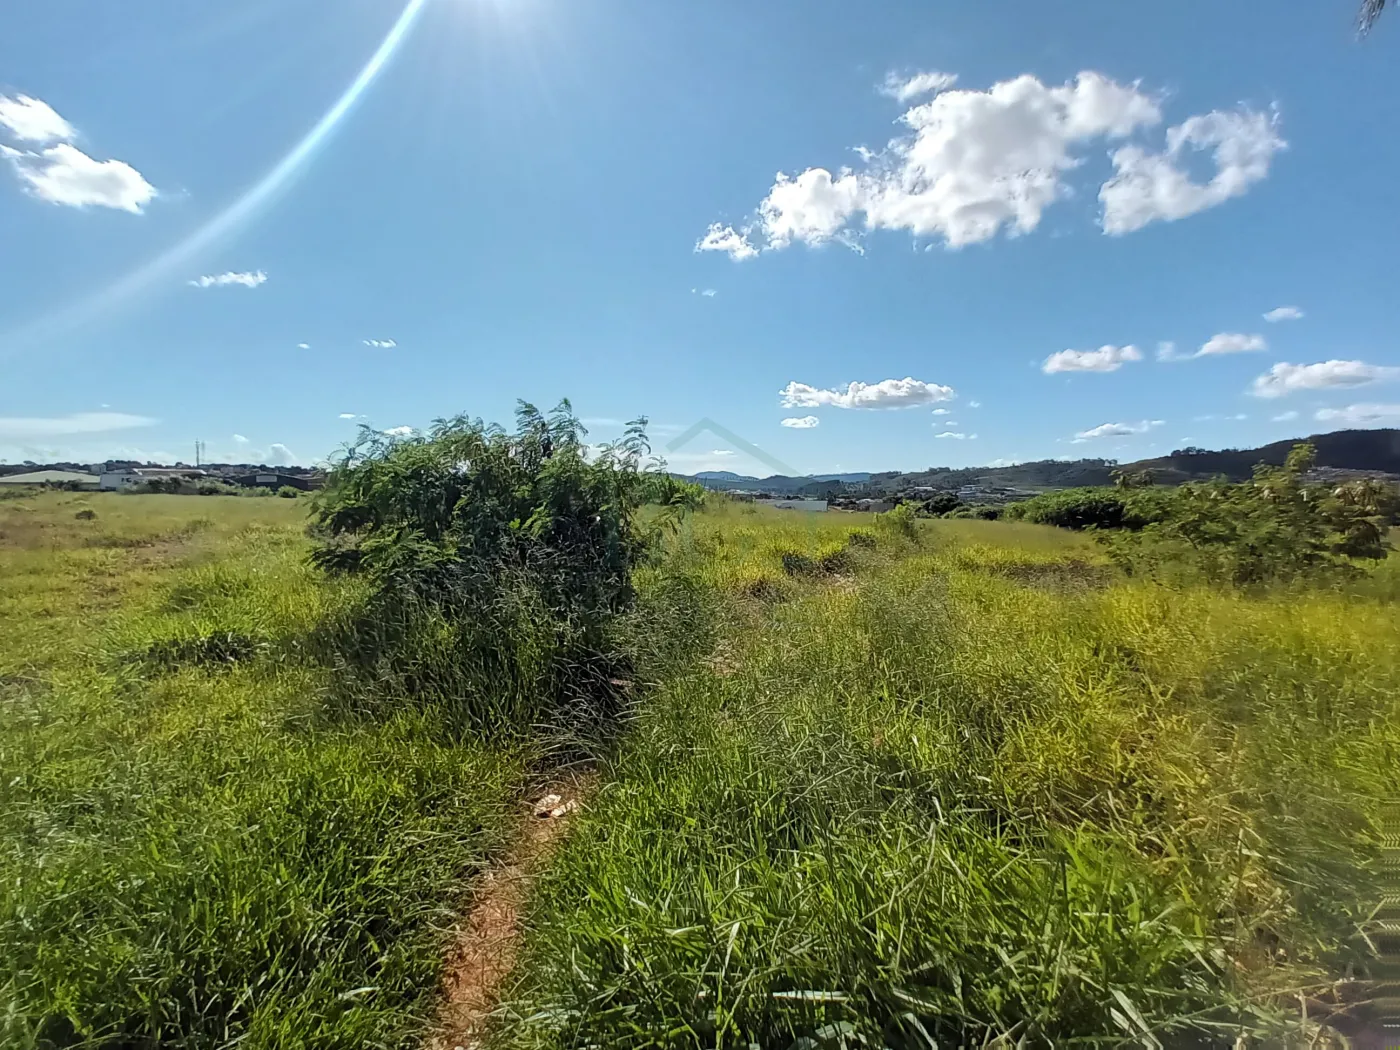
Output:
[1119, 428, 1400, 482]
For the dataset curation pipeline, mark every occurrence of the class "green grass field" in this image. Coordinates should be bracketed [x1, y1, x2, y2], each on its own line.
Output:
[1, 491, 1394, 1047]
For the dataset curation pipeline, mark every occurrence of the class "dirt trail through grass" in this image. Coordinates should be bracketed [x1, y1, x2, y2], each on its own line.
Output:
[433, 770, 596, 1050]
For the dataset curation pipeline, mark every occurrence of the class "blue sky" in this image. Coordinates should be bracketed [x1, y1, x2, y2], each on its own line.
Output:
[3, 0, 1399, 476]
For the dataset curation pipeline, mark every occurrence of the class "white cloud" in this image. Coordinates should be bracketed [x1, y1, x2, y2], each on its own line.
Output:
[1251, 360, 1400, 398]
[297, 343, 310, 350]
[780, 376, 955, 409]
[363, 339, 397, 349]
[1199, 332, 1267, 357]
[706, 72, 1280, 253]
[1314, 403, 1400, 427]
[931, 408, 951, 416]
[968, 400, 982, 408]
[710, 449, 736, 456]
[3, 142, 156, 212]
[339, 413, 358, 420]
[879, 70, 959, 103]
[935, 431, 977, 440]
[0, 411, 157, 439]
[1099, 108, 1285, 235]
[190, 270, 267, 289]
[267, 443, 297, 466]
[0, 94, 75, 143]
[781, 415, 820, 428]
[1042, 344, 1142, 374]
[1073, 419, 1163, 441]
[1156, 341, 1179, 361]
[232, 433, 250, 444]
[1272, 410, 1299, 422]
[695, 222, 758, 260]
[382, 425, 414, 437]
[1263, 305, 1304, 322]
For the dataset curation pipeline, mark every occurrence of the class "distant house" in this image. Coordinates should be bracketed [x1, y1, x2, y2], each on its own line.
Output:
[100, 468, 207, 491]
[233, 471, 324, 491]
[0, 469, 100, 490]
[855, 499, 896, 513]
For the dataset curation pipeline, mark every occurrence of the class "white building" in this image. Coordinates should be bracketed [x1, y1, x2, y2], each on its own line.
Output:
[0, 470, 100, 489]
[100, 468, 207, 491]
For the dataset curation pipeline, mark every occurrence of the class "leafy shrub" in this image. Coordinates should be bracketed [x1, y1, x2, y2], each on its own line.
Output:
[310, 401, 682, 735]
[1002, 487, 1160, 530]
[874, 502, 920, 541]
[638, 472, 707, 510]
[918, 491, 962, 516]
[1106, 444, 1395, 586]
[276, 485, 300, 499]
[74, 508, 97, 520]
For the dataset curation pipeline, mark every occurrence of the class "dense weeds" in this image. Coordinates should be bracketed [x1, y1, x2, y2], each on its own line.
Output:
[1, 451, 1395, 1049]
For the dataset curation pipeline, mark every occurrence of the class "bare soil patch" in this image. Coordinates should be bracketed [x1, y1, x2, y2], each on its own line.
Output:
[431, 770, 596, 1050]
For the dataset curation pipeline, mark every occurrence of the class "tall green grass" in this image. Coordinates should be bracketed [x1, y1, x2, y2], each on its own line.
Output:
[495, 510, 1396, 1047]
[0, 493, 522, 1049]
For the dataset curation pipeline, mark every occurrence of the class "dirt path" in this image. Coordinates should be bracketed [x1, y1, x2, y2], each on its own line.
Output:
[430, 770, 595, 1050]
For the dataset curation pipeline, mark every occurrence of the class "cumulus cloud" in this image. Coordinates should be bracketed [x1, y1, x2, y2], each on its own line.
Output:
[363, 339, 397, 349]
[691, 287, 718, 297]
[382, 425, 414, 437]
[232, 434, 250, 444]
[781, 416, 820, 428]
[879, 70, 959, 103]
[1314, 403, 1400, 427]
[339, 413, 358, 420]
[936, 431, 978, 440]
[1250, 360, 1400, 398]
[1042, 344, 1142, 374]
[0, 94, 75, 143]
[297, 343, 310, 350]
[1099, 108, 1285, 235]
[190, 270, 267, 289]
[1264, 305, 1304, 322]
[699, 72, 1281, 255]
[267, 443, 297, 466]
[695, 222, 758, 260]
[3, 142, 156, 212]
[780, 377, 955, 409]
[1198, 332, 1267, 356]
[0, 411, 157, 439]
[0, 94, 155, 213]
[1073, 419, 1164, 441]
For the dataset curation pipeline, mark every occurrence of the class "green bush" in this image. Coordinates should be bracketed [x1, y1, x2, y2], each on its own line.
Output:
[917, 491, 961, 516]
[276, 485, 300, 499]
[1002, 487, 1160, 530]
[1106, 444, 1394, 586]
[310, 401, 684, 736]
[873, 502, 919, 541]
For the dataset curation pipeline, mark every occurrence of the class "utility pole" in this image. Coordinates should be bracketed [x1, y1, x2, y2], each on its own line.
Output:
[194, 441, 204, 468]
